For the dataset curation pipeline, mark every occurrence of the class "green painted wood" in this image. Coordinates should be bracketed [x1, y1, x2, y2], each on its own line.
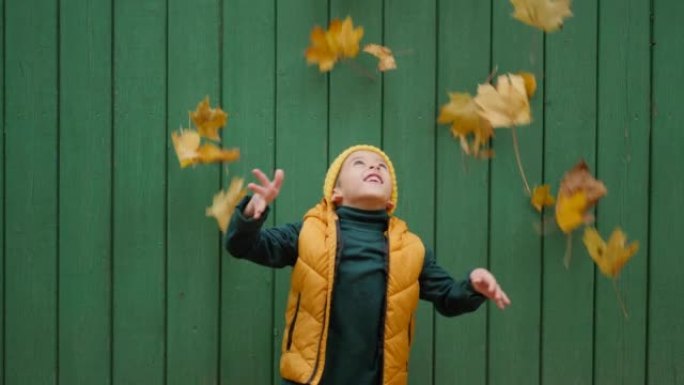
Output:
[274, 0, 329, 383]
[542, 0, 598, 383]
[488, 3, 544, 385]
[221, 0, 276, 383]
[166, 0, 220, 383]
[434, 0, 491, 383]
[328, 0, 383, 154]
[112, 0, 167, 383]
[0, 0, 4, 379]
[383, 0, 436, 382]
[593, 0, 650, 383]
[649, 0, 684, 382]
[4, 0, 58, 383]
[58, 0, 112, 383]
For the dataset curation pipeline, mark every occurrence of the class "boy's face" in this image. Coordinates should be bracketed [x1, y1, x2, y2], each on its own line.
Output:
[331, 150, 393, 211]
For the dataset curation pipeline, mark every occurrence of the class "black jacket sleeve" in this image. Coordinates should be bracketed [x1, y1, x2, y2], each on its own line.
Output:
[418, 248, 487, 316]
[224, 196, 302, 268]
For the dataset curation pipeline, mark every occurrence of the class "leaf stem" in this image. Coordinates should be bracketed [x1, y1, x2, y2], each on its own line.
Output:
[612, 278, 630, 319]
[511, 126, 531, 195]
[563, 232, 573, 269]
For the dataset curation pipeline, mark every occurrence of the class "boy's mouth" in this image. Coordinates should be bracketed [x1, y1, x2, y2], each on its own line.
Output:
[363, 173, 383, 184]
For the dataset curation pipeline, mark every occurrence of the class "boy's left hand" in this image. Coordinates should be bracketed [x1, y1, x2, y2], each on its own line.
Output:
[470, 268, 511, 310]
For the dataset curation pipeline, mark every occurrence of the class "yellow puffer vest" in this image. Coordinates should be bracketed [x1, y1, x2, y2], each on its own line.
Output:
[280, 201, 425, 385]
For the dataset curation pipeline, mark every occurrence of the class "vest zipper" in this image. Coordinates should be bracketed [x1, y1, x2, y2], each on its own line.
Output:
[286, 292, 302, 351]
[305, 219, 342, 384]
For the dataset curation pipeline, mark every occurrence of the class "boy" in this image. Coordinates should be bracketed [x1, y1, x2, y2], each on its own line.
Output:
[225, 145, 510, 385]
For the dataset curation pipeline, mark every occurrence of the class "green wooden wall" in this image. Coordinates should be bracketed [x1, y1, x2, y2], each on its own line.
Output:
[2, 0, 683, 384]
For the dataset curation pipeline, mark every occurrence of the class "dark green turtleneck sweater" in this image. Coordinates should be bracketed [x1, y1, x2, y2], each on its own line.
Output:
[225, 197, 486, 385]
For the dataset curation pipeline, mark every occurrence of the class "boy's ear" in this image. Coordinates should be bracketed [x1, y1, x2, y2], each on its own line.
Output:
[331, 187, 343, 205]
[385, 200, 394, 212]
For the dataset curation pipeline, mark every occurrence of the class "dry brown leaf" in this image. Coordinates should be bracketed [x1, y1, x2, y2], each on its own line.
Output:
[474, 73, 531, 128]
[583, 227, 639, 278]
[531, 184, 555, 212]
[206, 177, 248, 233]
[438, 92, 493, 157]
[555, 160, 607, 233]
[363, 44, 397, 72]
[190, 96, 228, 142]
[510, 0, 573, 32]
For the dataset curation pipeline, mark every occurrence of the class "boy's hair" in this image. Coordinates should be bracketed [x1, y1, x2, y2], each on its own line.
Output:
[323, 144, 399, 214]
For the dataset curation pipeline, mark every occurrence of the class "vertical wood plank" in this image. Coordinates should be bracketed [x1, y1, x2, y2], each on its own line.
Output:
[594, 0, 650, 382]
[59, 0, 112, 383]
[434, 0, 491, 383]
[328, 0, 383, 154]
[542, 0, 598, 383]
[383, 0, 436, 382]
[274, 0, 328, 383]
[4, 0, 58, 383]
[220, 0, 276, 383]
[649, 0, 684, 382]
[488, 3, 544, 384]
[0, 0, 4, 378]
[112, 0, 167, 383]
[166, 0, 220, 383]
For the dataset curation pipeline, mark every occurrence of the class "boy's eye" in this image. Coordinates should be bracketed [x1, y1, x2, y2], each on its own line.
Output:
[378, 163, 387, 170]
[353, 160, 365, 166]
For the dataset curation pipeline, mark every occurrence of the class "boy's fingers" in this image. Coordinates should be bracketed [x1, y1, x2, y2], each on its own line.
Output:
[273, 169, 285, 190]
[252, 169, 271, 187]
[248, 183, 269, 197]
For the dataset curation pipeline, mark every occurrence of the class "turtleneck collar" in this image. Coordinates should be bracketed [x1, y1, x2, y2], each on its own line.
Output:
[335, 205, 389, 232]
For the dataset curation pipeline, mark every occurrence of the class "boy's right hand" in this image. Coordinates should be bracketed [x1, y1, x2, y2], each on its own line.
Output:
[244, 169, 284, 219]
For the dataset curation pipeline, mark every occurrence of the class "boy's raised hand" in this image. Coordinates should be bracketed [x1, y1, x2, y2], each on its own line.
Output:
[470, 268, 511, 310]
[244, 169, 284, 219]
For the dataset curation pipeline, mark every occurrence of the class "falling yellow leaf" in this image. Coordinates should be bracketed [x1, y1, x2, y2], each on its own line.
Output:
[171, 129, 201, 168]
[305, 16, 364, 72]
[206, 177, 248, 233]
[438, 92, 493, 157]
[518, 71, 537, 98]
[363, 44, 397, 72]
[583, 227, 639, 278]
[531, 184, 555, 211]
[510, 0, 573, 32]
[329, 17, 364, 58]
[190, 96, 228, 142]
[305, 26, 338, 72]
[171, 129, 240, 168]
[555, 161, 607, 233]
[474, 73, 531, 128]
[555, 190, 587, 233]
[196, 144, 240, 165]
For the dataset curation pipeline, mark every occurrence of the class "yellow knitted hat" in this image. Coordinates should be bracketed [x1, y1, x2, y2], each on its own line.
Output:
[323, 144, 398, 214]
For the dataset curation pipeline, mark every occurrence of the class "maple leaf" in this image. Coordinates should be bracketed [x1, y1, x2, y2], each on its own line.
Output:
[531, 184, 555, 212]
[583, 227, 639, 278]
[305, 16, 364, 72]
[510, 0, 573, 32]
[555, 160, 607, 233]
[518, 71, 537, 98]
[206, 177, 248, 233]
[196, 144, 240, 165]
[474, 73, 532, 128]
[363, 44, 397, 72]
[171, 128, 240, 168]
[171, 129, 201, 168]
[438, 92, 493, 157]
[305, 26, 338, 72]
[190, 96, 228, 142]
[330, 17, 364, 58]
